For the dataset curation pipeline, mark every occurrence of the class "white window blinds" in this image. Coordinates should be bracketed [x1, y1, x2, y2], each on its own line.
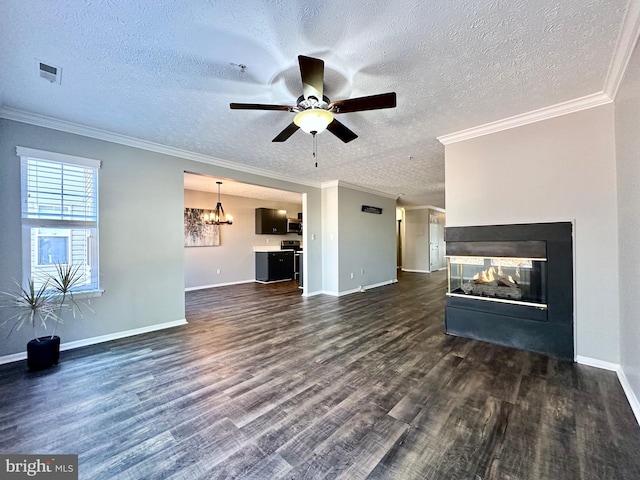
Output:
[19, 148, 100, 225]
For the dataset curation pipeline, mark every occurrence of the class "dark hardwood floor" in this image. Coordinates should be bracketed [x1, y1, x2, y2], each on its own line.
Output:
[1, 271, 639, 479]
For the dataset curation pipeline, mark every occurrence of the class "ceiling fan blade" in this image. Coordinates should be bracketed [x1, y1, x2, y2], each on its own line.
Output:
[298, 55, 324, 101]
[272, 122, 300, 142]
[329, 92, 397, 113]
[230, 103, 293, 111]
[326, 119, 358, 143]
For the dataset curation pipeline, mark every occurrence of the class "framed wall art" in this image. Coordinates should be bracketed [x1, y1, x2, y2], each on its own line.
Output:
[184, 208, 220, 247]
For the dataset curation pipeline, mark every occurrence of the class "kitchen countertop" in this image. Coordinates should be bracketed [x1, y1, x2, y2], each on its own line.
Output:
[253, 246, 294, 252]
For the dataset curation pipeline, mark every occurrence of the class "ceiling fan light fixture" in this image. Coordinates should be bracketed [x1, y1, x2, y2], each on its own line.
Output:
[294, 108, 334, 135]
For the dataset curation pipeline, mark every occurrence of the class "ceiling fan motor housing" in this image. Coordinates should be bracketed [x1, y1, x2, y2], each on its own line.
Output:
[296, 95, 331, 112]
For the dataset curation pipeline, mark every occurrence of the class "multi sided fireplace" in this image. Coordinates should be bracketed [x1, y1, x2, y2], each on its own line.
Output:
[444, 222, 573, 360]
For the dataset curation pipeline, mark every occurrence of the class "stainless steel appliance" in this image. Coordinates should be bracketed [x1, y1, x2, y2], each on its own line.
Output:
[286, 218, 302, 234]
[281, 240, 302, 282]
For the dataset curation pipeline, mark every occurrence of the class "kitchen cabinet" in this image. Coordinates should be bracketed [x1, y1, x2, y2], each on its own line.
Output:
[255, 208, 287, 234]
[255, 251, 294, 282]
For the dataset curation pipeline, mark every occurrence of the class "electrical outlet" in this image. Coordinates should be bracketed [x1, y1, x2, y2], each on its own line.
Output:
[361, 268, 365, 274]
[350, 272, 354, 279]
[311, 233, 316, 240]
[216, 269, 221, 274]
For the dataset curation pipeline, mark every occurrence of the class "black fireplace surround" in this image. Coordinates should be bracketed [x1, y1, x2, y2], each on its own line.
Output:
[444, 222, 574, 360]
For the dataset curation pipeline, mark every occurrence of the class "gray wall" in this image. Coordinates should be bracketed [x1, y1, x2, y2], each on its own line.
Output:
[444, 104, 620, 363]
[319, 183, 396, 295]
[184, 189, 302, 289]
[0, 119, 185, 356]
[615, 37, 640, 409]
[0, 119, 322, 356]
[337, 186, 397, 293]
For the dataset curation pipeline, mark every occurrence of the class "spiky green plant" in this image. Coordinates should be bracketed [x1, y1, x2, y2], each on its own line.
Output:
[1, 279, 59, 341]
[47, 263, 93, 338]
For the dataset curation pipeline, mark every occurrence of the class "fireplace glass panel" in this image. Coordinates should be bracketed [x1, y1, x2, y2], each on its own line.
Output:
[447, 256, 547, 306]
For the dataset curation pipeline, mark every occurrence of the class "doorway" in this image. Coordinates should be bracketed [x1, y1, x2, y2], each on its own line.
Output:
[429, 210, 446, 271]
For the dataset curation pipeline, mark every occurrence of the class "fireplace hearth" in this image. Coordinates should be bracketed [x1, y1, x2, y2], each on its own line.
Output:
[444, 222, 573, 360]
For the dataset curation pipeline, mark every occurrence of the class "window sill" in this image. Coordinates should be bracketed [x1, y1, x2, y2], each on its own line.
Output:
[50, 289, 104, 300]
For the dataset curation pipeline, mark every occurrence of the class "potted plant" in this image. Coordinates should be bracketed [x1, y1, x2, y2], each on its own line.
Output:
[2, 264, 89, 371]
[2, 278, 60, 370]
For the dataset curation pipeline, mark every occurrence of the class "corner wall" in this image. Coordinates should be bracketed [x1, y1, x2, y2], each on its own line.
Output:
[444, 104, 619, 363]
[337, 186, 397, 293]
[320, 183, 397, 295]
[615, 36, 640, 419]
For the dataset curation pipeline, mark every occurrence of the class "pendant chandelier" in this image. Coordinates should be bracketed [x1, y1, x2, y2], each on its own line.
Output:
[204, 181, 233, 225]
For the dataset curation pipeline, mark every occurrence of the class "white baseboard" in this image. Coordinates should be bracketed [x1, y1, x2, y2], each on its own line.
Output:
[576, 355, 620, 371]
[0, 352, 27, 366]
[301, 290, 323, 297]
[0, 319, 188, 366]
[401, 269, 431, 273]
[577, 355, 640, 426]
[185, 280, 254, 291]
[617, 367, 640, 426]
[321, 279, 399, 297]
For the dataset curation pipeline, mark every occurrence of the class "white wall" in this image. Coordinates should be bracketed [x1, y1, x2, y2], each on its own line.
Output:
[184, 189, 302, 289]
[321, 185, 339, 294]
[402, 207, 446, 272]
[445, 104, 619, 363]
[615, 37, 640, 411]
[403, 208, 431, 272]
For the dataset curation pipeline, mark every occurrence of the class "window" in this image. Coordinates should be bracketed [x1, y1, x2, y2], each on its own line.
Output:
[37, 232, 70, 265]
[18, 147, 101, 293]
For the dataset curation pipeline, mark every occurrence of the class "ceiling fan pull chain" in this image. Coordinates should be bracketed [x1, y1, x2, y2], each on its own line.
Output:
[313, 132, 318, 167]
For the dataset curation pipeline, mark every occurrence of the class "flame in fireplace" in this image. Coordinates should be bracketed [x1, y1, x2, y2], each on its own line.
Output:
[472, 267, 518, 285]
[473, 266, 496, 282]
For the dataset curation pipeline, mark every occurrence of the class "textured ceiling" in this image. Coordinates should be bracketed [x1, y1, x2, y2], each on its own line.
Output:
[0, 0, 631, 207]
[184, 172, 302, 204]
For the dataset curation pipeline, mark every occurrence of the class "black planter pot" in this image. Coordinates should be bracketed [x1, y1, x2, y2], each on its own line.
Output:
[27, 336, 60, 371]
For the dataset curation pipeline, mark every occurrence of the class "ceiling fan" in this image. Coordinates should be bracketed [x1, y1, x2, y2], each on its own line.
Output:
[230, 55, 397, 143]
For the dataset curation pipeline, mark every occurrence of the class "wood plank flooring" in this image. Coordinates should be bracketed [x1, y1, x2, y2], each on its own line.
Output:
[1, 271, 639, 479]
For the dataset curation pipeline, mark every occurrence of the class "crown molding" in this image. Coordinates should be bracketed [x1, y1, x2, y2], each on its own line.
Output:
[437, 91, 612, 145]
[403, 205, 446, 212]
[320, 180, 399, 200]
[320, 180, 340, 188]
[437, 1, 640, 146]
[0, 106, 321, 188]
[604, 0, 640, 99]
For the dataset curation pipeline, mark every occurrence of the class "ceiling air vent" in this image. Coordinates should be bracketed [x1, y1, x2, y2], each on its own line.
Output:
[36, 60, 62, 84]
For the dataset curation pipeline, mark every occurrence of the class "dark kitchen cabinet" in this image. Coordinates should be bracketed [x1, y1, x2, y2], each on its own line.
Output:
[255, 208, 287, 234]
[255, 251, 294, 282]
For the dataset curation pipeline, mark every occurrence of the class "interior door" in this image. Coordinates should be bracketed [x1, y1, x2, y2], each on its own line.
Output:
[429, 220, 439, 271]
